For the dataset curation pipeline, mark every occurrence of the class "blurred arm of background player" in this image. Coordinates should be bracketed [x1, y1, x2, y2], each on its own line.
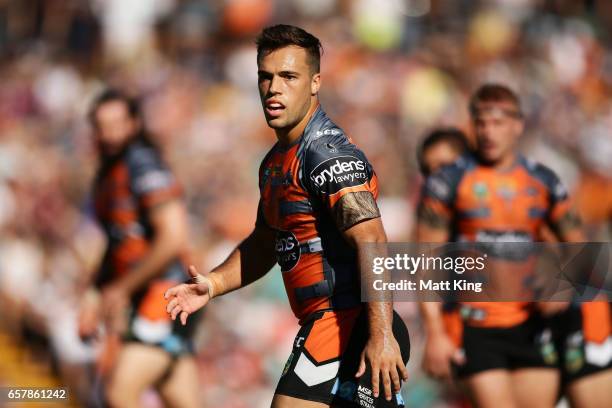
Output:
[79, 200, 189, 336]
[165, 221, 277, 325]
[417, 220, 466, 380]
[536, 203, 585, 316]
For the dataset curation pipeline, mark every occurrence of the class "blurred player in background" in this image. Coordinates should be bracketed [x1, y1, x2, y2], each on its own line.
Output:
[164, 24, 410, 408]
[417, 84, 585, 408]
[81, 90, 200, 408]
[417, 128, 470, 177]
[551, 169, 612, 405]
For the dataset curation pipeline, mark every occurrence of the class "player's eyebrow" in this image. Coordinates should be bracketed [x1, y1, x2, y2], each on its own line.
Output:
[257, 70, 300, 77]
[278, 70, 300, 77]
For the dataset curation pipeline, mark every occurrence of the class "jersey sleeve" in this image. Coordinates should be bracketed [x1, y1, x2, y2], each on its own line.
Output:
[417, 166, 458, 228]
[127, 144, 182, 210]
[539, 166, 581, 235]
[304, 137, 380, 230]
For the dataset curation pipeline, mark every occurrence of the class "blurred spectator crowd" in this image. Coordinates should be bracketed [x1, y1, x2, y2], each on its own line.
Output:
[0, 0, 611, 407]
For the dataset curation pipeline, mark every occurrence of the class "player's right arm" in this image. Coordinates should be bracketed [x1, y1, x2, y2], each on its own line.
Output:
[165, 211, 277, 325]
[416, 170, 465, 379]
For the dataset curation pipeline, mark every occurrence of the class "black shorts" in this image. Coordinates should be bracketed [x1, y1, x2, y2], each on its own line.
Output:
[125, 280, 200, 356]
[275, 307, 410, 407]
[453, 316, 558, 378]
[549, 303, 612, 384]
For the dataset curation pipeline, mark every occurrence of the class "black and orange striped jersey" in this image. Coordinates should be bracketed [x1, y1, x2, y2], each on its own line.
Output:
[419, 154, 577, 328]
[93, 138, 185, 287]
[257, 106, 379, 322]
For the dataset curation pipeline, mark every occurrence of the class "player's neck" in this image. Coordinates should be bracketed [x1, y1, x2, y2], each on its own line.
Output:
[488, 152, 517, 171]
[275, 100, 319, 146]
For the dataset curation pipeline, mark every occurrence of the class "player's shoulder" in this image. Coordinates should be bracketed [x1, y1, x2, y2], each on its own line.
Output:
[519, 156, 568, 200]
[301, 107, 365, 169]
[124, 138, 175, 194]
[125, 137, 164, 170]
[441, 153, 474, 179]
[423, 154, 474, 203]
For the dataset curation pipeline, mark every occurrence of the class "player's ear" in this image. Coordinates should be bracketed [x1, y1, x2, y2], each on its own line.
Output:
[311, 73, 321, 95]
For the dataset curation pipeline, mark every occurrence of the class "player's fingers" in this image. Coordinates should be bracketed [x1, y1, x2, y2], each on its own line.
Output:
[355, 351, 366, 378]
[187, 265, 199, 279]
[170, 305, 182, 321]
[381, 365, 392, 400]
[390, 365, 401, 394]
[398, 359, 409, 381]
[180, 311, 189, 326]
[371, 362, 380, 398]
[164, 285, 180, 299]
[166, 298, 178, 314]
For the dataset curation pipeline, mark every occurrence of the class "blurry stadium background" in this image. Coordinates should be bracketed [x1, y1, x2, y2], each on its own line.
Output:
[0, 0, 611, 407]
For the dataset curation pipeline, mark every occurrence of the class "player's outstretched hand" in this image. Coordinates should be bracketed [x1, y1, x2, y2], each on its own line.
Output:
[356, 333, 408, 401]
[164, 265, 213, 325]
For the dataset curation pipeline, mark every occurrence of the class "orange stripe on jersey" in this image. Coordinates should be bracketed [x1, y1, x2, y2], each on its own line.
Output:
[328, 182, 376, 208]
[582, 301, 611, 343]
[284, 253, 331, 320]
[461, 302, 530, 328]
[370, 173, 379, 200]
[137, 280, 176, 321]
[304, 308, 361, 363]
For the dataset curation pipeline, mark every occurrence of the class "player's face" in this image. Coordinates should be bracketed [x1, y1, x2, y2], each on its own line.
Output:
[472, 102, 523, 164]
[257, 46, 320, 131]
[422, 142, 461, 175]
[93, 100, 140, 155]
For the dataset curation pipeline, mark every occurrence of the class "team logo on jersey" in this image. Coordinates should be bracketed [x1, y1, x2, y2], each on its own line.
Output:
[275, 230, 301, 271]
[525, 186, 539, 196]
[309, 155, 367, 194]
[473, 182, 488, 200]
[497, 182, 517, 201]
[264, 165, 287, 187]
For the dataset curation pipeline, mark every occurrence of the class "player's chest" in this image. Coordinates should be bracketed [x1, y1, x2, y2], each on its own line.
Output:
[94, 164, 138, 221]
[259, 150, 310, 227]
[455, 171, 549, 222]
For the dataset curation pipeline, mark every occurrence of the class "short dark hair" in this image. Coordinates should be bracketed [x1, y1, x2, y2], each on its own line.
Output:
[89, 88, 140, 127]
[469, 83, 522, 119]
[256, 24, 323, 73]
[417, 127, 470, 175]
